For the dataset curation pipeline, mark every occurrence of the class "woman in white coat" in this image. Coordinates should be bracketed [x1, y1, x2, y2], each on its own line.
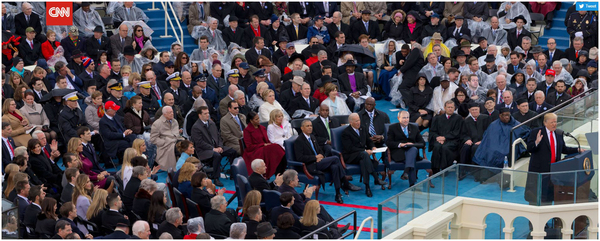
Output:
[266, 109, 296, 149]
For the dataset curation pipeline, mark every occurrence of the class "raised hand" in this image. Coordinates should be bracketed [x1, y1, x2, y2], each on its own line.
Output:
[535, 130, 543, 146]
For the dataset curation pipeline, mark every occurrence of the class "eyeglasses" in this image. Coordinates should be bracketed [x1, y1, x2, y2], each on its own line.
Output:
[145, 68, 152, 71]
[548, 42, 556, 45]
[311, 42, 318, 44]
[232, 107, 239, 110]
[136, 30, 143, 32]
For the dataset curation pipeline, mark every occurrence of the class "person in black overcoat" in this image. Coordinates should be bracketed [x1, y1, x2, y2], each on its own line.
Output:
[525, 114, 581, 205]
[428, 101, 464, 176]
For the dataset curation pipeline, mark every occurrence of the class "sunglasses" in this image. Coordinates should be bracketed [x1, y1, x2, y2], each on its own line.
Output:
[145, 68, 152, 71]
[311, 42, 318, 44]
[232, 107, 239, 110]
[181, 57, 188, 59]
[136, 30, 143, 32]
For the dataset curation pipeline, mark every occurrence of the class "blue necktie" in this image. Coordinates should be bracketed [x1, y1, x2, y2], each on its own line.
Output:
[514, 66, 517, 72]
[308, 137, 317, 155]
[369, 113, 376, 136]
[403, 127, 408, 137]
[200, 4, 204, 19]
[234, 115, 243, 132]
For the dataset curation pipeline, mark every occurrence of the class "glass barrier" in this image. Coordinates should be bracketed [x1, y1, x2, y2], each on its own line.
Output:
[555, 90, 598, 134]
[378, 164, 599, 238]
[2, 199, 19, 239]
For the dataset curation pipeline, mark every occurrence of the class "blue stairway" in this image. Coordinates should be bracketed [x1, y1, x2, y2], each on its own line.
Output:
[538, 2, 574, 50]
[134, 2, 198, 53]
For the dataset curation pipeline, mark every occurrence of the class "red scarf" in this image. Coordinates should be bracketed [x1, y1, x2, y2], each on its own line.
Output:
[407, 22, 416, 33]
[9, 111, 23, 121]
[252, 25, 261, 38]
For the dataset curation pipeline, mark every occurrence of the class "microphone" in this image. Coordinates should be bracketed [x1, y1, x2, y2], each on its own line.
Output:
[558, 129, 581, 152]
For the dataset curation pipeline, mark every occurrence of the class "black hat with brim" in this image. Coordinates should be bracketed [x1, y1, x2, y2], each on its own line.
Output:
[513, 15, 527, 24]
[288, 53, 305, 65]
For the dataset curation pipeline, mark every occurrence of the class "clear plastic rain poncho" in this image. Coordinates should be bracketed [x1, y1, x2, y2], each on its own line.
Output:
[389, 73, 405, 108]
[172, 2, 192, 22]
[47, 46, 68, 68]
[201, 49, 231, 75]
[139, 44, 160, 66]
[224, 42, 243, 64]
[46, 25, 70, 42]
[73, 7, 105, 38]
[190, 47, 216, 62]
[443, 39, 458, 51]
[498, 2, 531, 31]
[523, 59, 543, 83]
[191, 18, 227, 52]
[112, 3, 149, 23]
[106, 2, 122, 16]
[477, 46, 508, 67]
[418, 62, 445, 83]
[466, 19, 491, 38]
[376, 39, 399, 67]
[119, 52, 146, 74]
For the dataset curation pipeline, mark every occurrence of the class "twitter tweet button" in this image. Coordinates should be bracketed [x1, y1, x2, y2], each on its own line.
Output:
[576, 2, 598, 10]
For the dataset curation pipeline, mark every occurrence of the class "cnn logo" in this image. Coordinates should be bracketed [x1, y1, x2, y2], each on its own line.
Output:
[46, 2, 73, 26]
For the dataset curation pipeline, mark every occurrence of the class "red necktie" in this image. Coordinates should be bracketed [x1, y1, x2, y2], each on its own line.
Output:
[29, 41, 33, 49]
[153, 86, 161, 100]
[550, 131, 556, 163]
[8, 140, 14, 157]
[576, 50, 579, 59]
[447, 115, 450, 119]
[43, 147, 51, 159]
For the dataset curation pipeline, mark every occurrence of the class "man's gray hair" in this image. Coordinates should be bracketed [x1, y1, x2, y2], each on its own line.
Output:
[398, 110, 409, 118]
[187, 217, 205, 233]
[132, 221, 149, 236]
[573, 36, 584, 43]
[132, 166, 147, 179]
[139, 179, 158, 193]
[522, 36, 531, 42]
[251, 159, 265, 172]
[552, 60, 562, 68]
[31, 130, 45, 139]
[165, 207, 182, 224]
[158, 233, 173, 239]
[230, 223, 247, 239]
[534, 90, 545, 98]
[318, 50, 328, 57]
[233, 90, 245, 100]
[207, 16, 219, 25]
[210, 195, 227, 210]
[282, 169, 298, 185]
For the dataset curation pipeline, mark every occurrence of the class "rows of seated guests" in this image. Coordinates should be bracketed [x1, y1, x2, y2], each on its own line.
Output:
[1, 1, 597, 239]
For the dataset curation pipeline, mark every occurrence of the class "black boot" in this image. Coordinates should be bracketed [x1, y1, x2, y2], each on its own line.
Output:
[335, 193, 344, 204]
[365, 185, 373, 197]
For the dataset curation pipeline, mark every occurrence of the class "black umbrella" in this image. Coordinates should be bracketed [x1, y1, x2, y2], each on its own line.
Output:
[335, 44, 376, 61]
[39, 88, 78, 102]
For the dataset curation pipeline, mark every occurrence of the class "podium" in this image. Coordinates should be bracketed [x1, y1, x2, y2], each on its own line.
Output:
[551, 151, 595, 204]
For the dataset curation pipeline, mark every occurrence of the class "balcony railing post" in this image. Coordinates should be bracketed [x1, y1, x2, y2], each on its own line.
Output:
[148, 1, 160, 10]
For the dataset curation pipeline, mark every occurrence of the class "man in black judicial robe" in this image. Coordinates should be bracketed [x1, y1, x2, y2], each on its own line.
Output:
[512, 98, 540, 129]
[428, 100, 464, 176]
[459, 103, 491, 174]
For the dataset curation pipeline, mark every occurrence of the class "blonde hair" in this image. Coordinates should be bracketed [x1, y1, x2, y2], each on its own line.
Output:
[121, 65, 132, 75]
[86, 189, 108, 220]
[300, 200, 320, 226]
[242, 190, 262, 216]
[129, 72, 141, 87]
[268, 109, 283, 125]
[72, 174, 91, 203]
[261, 89, 274, 100]
[178, 163, 196, 183]
[256, 82, 269, 96]
[132, 139, 146, 156]
[185, 156, 200, 165]
[121, 148, 138, 179]
[46, 29, 56, 38]
[2, 98, 14, 114]
[3, 164, 20, 197]
[67, 137, 82, 155]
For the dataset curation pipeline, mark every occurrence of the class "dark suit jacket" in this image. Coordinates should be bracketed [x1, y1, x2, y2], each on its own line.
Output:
[544, 49, 566, 64]
[339, 72, 368, 95]
[288, 95, 319, 117]
[248, 172, 276, 196]
[99, 114, 132, 158]
[527, 127, 578, 173]
[350, 19, 380, 43]
[245, 47, 272, 67]
[326, 22, 351, 45]
[507, 63, 525, 75]
[222, 26, 244, 47]
[29, 153, 62, 186]
[546, 92, 571, 106]
[463, 2, 489, 21]
[529, 101, 554, 114]
[15, 195, 29, 224]
[190, 119, 228, 160]
[399, 48, 425, 88]
[269, 206, 300, 227]
[163, 87, 189, 111]
[386, 123, 425, 162]
[150, 82, 168, 100]
[81, 142, 105, 173]
[101, 209, 125, 230]
[123, 177, 141, 211]
[18, 38, 42, 66]
[204, 210, 232, 236]
[247, 2, 274, 21]
[565, 47, 589, 62]
[2, 136, 16, 170]
[341, 125, 375, 163]
[295, 133, 329, 174]
[277, 184, 309, 216]
[60, 37, 86, 60]
[495, 102, 519, 113]
[100, 230, 130, 239]
[191, 187, 213, 215]
[243, 25, 272, 49]
[357, 109, 390, 137]
[310, 2, 337, 17]
[520, 91, 536, 103]
[286, 24, 308, 42]
[85, 36, 111, 60]
[536, 81, 557, 97]
[507, 28, 532, 50]
[312, 116, 340, 148]
[61, 184, 74, 203]
[206, 75, 228, 99]
[23, 203, 41, 228]
[157, 221, 184, 239]
[47, 71, 84, 92]
[108, 34, 133, 59]
[244, 220, 260, 239]
[446, 25, 472, 41]
[14, 13, 42, 36]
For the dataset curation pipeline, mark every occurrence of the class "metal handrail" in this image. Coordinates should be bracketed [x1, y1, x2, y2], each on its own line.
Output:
[507, 138, 528, 192]
[354, 217, 374, 240]
[509, 88, 597, 163]
[300, 210, 357, 239]
[159, 1, 184, 51]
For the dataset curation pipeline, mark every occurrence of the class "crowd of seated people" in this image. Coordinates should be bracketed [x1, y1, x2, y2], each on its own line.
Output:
[0, 1, 597, 239]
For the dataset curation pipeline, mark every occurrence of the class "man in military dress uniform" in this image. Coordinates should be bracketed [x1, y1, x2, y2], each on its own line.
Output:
[567, 10, 597, 49]
[137, 81, 161, 118]
[58, 92, 88, 140]
[106, 81, 128, 117]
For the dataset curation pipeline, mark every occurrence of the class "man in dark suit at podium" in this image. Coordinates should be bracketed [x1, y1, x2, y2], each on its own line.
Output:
[525, 113, 583, 205]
